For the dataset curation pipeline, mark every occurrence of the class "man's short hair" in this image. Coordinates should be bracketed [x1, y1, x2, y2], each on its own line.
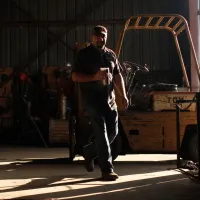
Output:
[93, 25, 107, 36]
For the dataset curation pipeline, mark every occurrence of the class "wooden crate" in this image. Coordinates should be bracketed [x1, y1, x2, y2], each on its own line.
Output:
[49, 119, 69, 144]
[152, 92, 196, 111]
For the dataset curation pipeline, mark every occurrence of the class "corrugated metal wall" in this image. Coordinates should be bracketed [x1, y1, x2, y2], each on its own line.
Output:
[0, 0, 189, 83]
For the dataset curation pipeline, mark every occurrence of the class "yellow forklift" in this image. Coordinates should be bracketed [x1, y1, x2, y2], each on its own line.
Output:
[66, 14, 199, 166]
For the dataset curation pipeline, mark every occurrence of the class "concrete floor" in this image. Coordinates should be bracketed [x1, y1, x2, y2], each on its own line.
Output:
[0, 147, 200, 200]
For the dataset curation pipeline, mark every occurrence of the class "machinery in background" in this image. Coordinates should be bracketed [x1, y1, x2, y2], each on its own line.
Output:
[0, 15, 198, 169]
[42, 65, 73, 145]
[12, 64, 73, 146]
[0, 68, 13, 142]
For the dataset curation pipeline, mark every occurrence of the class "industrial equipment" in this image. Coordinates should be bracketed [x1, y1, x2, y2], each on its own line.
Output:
[0, 68, 13, 142]
[68, 14, 199, 168]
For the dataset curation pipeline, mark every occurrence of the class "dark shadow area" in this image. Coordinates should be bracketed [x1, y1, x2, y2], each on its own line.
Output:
[1, 148, 199, 200]
[8, 174, 200, 200]
[0, 160, 200, 200]
[1, 174, 101, 193]
[0, 159, 177, 177]
[0, 157, 180, 194]
[0, 156, 177, 165]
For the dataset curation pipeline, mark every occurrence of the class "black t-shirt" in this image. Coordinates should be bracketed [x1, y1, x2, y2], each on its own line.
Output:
[73, 44, 122, 111]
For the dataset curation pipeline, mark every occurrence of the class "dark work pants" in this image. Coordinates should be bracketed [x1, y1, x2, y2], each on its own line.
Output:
[85, 106, 118, 173]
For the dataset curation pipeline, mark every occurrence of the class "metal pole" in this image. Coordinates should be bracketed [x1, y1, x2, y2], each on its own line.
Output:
[189, 0, 200, 91]
[173, 35, 190, 91]
[3, 19, 125, 27]
[196, 92, 200, 178]
[176, 103, 181, 168]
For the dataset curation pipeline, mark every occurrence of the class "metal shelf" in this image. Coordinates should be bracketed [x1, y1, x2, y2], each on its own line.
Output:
[176, 93, 200, 180]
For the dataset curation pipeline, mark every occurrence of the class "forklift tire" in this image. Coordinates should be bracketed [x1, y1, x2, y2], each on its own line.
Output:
[188, 133, 199, 163]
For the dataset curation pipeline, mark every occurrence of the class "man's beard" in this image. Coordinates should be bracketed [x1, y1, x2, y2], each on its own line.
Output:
[96, 41, 105, 49]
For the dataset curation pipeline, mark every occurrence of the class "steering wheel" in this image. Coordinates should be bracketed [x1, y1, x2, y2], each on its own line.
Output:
[122, 61, 149, 73]
[121, 61, 150, 107]
[121, 61, 149, 87]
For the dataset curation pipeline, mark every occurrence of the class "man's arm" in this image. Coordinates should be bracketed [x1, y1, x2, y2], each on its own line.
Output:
[113, 73, 127, 98]
[72, 48, 107, 82]
[72, 71, 106, 82]
[114, 73, 129, 110]
[72, 72, 96, 82]
[72, 49, 96, 82]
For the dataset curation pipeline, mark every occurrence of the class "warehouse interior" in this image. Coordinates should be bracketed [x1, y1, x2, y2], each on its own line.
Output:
[0, 0, 192, 146]
[0, 0, 200, 199]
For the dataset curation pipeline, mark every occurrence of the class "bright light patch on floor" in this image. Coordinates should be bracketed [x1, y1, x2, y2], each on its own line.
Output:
[0, 178, 46, 191]
[6, 169, 16, 172]
[0, 161, 31, 166]
[115, 154, 177, 162]
[0, 170, 184, 199]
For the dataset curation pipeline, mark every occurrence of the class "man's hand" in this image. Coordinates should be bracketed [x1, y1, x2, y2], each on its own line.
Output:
[121, 96, 129, 110]
[95, 69, 112, 81]
[72, 68, 112, 83]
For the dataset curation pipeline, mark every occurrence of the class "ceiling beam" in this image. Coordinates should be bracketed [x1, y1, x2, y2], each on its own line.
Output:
[10, 0, 72, 49]
[3, 19, 125, 27]
[13, 0, 110, 70]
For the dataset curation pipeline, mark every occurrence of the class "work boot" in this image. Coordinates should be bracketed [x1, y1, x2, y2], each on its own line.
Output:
[84, 156, 94, 172]
[101, 172, 119, 181]
[83, 143, 96, 172]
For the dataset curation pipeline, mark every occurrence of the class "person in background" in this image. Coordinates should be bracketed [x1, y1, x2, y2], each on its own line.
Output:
[72, 25, 128, 181]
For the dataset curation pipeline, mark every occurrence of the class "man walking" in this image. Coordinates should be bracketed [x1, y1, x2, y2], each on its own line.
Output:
[72, 25, 128, 181]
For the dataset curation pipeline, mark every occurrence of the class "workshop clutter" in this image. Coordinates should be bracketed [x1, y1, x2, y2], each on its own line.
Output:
[0, 65, 73, 146]
[42, 66, 73, 145]
[0, 68, 13, 142]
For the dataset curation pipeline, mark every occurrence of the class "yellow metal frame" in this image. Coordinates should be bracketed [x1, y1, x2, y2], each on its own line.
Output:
[115, 14, 200, 91]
